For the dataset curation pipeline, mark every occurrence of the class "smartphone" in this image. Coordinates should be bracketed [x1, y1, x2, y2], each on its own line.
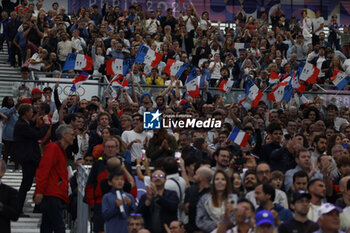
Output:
[175, 152, 182, 159]
[141, 149, 146, 160]
[228, 194, 238, 225]
[144, 176, 151, 187]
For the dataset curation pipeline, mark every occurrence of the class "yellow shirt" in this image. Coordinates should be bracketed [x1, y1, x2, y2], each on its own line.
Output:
[146, 76, 164, 85]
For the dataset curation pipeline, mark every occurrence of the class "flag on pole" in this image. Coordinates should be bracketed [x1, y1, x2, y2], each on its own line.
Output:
[331, 69, 350, 90]
[135, 44, 162, 68]
[267, 79, 294, 102]
[299, 62, 320, 84]
[269, 72, 281, 85]
[228, 127, 249, 147]
[63, 53, 93, 71]
[106, 58, 130, 76]
[111, 79, 129, 90]
[71, 72, 89, 92]
[245, 77, 263, 108]
[218, 79, 234, 93]
[185, 67, 200, 98]
[163, 59, 188, 77]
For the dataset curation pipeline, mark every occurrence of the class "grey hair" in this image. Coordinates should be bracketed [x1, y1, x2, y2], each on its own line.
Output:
[55, 124, 73, 140]
[0, 159, 6, 172]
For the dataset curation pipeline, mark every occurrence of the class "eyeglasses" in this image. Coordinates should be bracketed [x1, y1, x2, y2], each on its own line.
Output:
[105, 145, 117, 149]
[152, 174, 164, 179]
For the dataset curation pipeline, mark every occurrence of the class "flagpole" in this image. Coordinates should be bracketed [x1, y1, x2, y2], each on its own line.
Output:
[315, 84, 327, 92]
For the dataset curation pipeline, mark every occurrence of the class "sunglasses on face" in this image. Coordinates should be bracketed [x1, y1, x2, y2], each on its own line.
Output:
[152, 174, 164, 179]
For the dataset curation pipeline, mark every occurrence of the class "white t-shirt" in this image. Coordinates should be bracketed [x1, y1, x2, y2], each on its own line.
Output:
[183, 15, 195, 32]
[28, 53, 44, 71]
[209, 61, 223, 80]
[121, 130, 152, 162]
[312, 17, 325, 35]
[307, 202, 322, 222]
[200, 18, 211, 31]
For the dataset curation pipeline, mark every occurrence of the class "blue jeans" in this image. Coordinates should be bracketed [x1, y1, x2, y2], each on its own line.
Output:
[40, 196, 66, 233]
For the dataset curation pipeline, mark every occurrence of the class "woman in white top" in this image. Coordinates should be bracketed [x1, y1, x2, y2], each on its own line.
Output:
[28, 47, 48, 71]
[209, 53, 223, 87]
[196, 170, 232, 233]
[71, 28, 86, 53]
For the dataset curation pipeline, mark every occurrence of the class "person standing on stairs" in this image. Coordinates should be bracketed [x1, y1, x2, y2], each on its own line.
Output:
[34, 124, 74, 233]
[13, 103, 50, 217]
[0, 159, 19, 233]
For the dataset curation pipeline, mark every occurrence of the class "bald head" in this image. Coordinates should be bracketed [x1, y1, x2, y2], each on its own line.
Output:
[106, 157, 121, 173]
[196, 166, 213, 183]
[340, 176, 350, 192]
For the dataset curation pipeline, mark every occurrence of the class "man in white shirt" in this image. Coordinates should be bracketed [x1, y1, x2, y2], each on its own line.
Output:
[183, 7, 196, 33]
[164, 157, 187, 224]
[145, 11, 160, 35]
[312, 10, 324, 45]
[121, 113, 152, 162]
[307, 178, 326, 222]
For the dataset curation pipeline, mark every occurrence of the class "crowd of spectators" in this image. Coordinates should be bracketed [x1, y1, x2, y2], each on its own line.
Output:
[0, 1, 350, 233]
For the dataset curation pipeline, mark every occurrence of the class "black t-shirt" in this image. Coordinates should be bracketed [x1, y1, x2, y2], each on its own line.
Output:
[27, 25, 43, 47]
[278, 218, 319, 233]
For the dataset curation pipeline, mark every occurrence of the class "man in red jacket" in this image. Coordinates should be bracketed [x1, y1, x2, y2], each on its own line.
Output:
[34, 124, 75, 233]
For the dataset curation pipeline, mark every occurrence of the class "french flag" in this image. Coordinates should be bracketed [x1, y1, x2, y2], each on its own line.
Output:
[63, 53, 93, 71]
[71, 72, 89, 92]
[269, 72, 281, 85]
[299, 62, 320, 84]
[245, 77, 263, 108]
[185, 67, 200, 98]
[218, 79, 234, 93]
[228, 127, 249, 147]
[331, 69, 350, 90]
[111, 79, 129, 90]
[163, 59, 188, 77]
[106, 58, 130, 76]
[267, 79, 294, 102]
[135, 44, 162, 68]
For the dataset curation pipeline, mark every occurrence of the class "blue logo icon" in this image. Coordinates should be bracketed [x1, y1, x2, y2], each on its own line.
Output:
[143, 110, 161, 129]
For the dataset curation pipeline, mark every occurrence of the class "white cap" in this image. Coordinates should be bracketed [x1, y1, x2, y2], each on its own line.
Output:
[317, 203, 343, 220]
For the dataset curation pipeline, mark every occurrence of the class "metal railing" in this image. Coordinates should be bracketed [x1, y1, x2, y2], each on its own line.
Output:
[1, 71, 350, 107]
[76, 164, 92, 233]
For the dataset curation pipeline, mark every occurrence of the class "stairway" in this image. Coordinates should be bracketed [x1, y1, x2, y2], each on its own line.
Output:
[0, 44, 20, 103]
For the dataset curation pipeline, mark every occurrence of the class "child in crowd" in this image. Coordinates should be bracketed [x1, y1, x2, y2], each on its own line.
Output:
[102, 171, 136, 233]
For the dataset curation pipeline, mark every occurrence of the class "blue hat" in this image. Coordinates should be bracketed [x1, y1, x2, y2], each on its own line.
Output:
[255, 210, 274, 226]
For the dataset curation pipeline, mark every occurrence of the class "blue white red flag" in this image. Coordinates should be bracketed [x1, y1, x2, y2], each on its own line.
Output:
[135, 44, 162, 68]
[331, 69, 350, 90]
[71, 72, 89, 92]
[63, 53, 93, 71]
[245, 77, 263, 108]
[163, 59, 188, 77]
[106, 58, 130, 76]
[185, 67, 200, 98]
[228, 127, 249, 147]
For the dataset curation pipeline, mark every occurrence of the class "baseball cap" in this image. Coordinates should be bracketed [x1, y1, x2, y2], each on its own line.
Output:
[31, 88, 44, 95]
[317, 203, 343, 220]
[255, 210, 274, 226]
[291, 190, 311, 203]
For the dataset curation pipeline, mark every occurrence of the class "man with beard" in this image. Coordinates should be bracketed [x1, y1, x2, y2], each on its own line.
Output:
[213, 147, 230, 172]
[137, 170, 179, 233]
[155, 95, 166, 112]
[278, 191, 319, 233]
[307, 178, 327, 222]
[246, 163, 288, 209]
[184, 166, 212, 233]
[127, 215, 144, 233]
[243, 169, 258, 192]
[255, 183, 293, 223]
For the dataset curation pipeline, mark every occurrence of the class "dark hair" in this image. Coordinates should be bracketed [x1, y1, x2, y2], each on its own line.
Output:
[194, 159, 211, 172]
[267, 122, 282, 134]
[185, 155, 198, 168]
[211, 170, 232, 207]
[313, 135, 327, 144]
[261, 183, 275, 201]
[293, 170, 309, 183]
[326, 103, 338, 112]
[43, 87, 52, 93]
[18, 104, 32, 117]
[163, 157, 179, 175]
[307, 178, 324, 191]
[337, 156, 350, 169]
[244, 169, 257, 180]
[21, 66, 30, 73]
[214, 147, 231, 159]
[40, 103, 50, 114]
[2, 96, 13, 108]
[296, 148, 310, 159]
[304, 107, 320, 122]
[64, 113, 77, 124]
[108, 170, 125, 181]
[237, 198, 255, 213]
